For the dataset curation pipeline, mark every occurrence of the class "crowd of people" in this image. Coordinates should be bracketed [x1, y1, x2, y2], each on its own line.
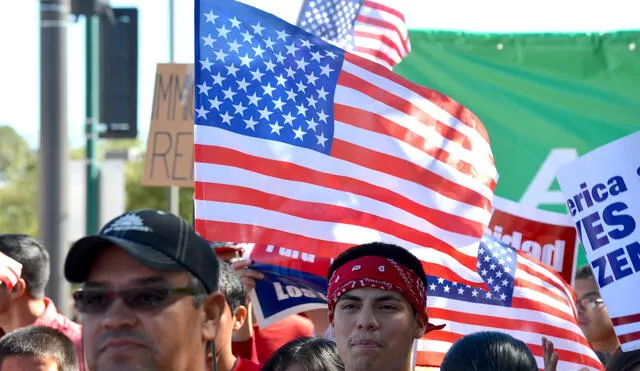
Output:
[0, 209, 637, 370]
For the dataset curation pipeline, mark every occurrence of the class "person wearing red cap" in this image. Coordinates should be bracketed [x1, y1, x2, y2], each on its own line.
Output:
[326, 242, 444, 371]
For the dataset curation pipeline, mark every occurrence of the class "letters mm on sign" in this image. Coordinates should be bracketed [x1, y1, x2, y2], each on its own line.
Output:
[141, 64, 195, 188]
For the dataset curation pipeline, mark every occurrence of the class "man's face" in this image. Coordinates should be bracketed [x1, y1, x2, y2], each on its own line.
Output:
[81, 246, 212, 371]
[1, 355, 59, 370]
[574, 277, 616, 343]
[0, 284, 13, 315]
[214, 300, 233, 355]
[331, 287, 422, 371]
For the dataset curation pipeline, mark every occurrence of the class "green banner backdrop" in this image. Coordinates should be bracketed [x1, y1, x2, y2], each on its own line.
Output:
[394, 31, 640, 267]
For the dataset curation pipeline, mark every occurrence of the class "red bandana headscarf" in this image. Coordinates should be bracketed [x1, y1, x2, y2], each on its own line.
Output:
[327, 256, 444, 333]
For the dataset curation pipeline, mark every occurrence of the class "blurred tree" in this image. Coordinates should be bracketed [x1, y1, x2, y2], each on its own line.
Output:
[124, 159, 194, 223]
[0, 130, 193, 237]
[71, 139, 194, 222]
[0, 126, 38, 235]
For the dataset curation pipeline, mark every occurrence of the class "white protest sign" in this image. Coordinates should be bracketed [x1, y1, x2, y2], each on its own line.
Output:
[557, 130, 640, 352]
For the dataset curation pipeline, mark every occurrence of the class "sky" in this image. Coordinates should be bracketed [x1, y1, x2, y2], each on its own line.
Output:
[1, 0, 639, 149]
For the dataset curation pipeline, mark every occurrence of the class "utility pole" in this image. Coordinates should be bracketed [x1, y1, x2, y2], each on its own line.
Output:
[39, 0, 71, 315]
[85, 13, 100, 235]
[167, 0, 180, 216]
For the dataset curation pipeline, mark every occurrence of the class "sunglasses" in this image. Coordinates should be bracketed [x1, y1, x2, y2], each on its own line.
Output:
[73, 286, 197, 314]
[577, 296, 605, 311]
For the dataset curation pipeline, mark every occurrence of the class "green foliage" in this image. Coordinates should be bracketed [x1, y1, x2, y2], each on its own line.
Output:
[124, 160, 194, 222]
[73, 138, 193, 220]
[0, 126, 38, 236]
[0, 128, 193, 238]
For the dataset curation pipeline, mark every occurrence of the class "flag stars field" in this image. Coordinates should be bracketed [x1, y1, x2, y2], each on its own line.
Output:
[196, 7, 340, 149]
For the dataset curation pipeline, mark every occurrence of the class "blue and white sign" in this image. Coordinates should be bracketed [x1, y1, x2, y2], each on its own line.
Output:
[248, 244, 330, 328]
[557, 130, 640, 351]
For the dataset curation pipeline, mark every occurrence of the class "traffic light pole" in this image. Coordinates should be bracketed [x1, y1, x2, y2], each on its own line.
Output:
[40, 0, 71, 316]
[85, 15, 100, 235]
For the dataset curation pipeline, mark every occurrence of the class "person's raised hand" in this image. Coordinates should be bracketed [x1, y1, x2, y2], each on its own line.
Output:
[542, 336, 559, 371]
[231, 258, 264, 292]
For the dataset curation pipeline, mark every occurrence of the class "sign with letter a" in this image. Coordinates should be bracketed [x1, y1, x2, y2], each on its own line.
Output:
[557, 130, 640, 352]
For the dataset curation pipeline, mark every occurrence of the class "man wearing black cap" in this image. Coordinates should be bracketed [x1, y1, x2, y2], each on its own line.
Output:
[65, 209, 225, 371]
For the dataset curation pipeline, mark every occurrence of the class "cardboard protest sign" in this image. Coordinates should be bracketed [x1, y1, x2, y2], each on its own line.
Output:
[142, 64, 195, 187]
[557, 130, 640, 352]
[487, 196, 579, 284]
[248, 244, 330, 329]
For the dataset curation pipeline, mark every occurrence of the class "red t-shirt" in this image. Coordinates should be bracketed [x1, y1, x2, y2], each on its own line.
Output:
[233, 357, 261, 371]
[233, 314, 315, 364]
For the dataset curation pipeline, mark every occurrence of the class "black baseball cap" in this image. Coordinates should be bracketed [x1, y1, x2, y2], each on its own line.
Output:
[64, 209, 219, 293]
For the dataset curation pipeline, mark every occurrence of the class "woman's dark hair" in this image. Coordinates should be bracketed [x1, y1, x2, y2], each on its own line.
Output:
[261, 337, 344, 371]
[606, 348, 640, 371]
[440, 331, 537, 371]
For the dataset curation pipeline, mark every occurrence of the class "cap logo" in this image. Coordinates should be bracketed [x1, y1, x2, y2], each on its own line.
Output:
[103, 213, 152, 234]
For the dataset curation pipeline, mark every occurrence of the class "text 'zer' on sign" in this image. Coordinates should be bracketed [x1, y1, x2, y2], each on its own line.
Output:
[142, 63, 195, 188]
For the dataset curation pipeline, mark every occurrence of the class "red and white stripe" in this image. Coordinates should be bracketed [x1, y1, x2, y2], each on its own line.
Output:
[611, 312, 640, 351]
[416, 252, 604, 370]
[0, 252, 22, 290]
[194, 53, 497, 286]
[352, 0, 411, 69]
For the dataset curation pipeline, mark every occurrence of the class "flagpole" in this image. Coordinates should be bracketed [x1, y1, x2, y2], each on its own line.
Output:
[167, 0, 180, 216]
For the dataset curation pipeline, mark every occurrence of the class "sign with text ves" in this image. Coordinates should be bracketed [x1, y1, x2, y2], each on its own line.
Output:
[557, 130, 640, 352]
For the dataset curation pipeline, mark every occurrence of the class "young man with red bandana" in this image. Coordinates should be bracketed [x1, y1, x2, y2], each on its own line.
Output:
[326, 242, 444, 371]
[233, 241, 443, 371]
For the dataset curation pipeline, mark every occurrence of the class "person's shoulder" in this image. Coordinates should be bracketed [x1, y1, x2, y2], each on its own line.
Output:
[35, 299, 82, 339]
[286, 314, 314, 326]
[235, 357, 261, 371]
[277, 314, 314, 333]
[56, 313, 82, 343]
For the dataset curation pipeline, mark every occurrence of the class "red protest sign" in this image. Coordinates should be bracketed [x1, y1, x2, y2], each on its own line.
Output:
[487, 196, 579, 284]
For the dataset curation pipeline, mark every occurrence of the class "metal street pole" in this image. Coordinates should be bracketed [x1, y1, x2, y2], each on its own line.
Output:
[167, 0, 180, 215]
[85, 14, 100, 235]
[39, 0, 71, 315]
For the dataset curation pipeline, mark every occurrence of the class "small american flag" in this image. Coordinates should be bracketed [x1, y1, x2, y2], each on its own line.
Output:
[0, 252, 22, 290]
[296, 0, 410, 69]
[419, 234, 604, 370]
[194, 0, 497, 286]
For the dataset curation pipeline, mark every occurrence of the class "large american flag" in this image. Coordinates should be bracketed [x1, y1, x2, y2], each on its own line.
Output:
[419, 234, 604, 370]
[296, 0, 411, 69]
[194, 0, 497, 286]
